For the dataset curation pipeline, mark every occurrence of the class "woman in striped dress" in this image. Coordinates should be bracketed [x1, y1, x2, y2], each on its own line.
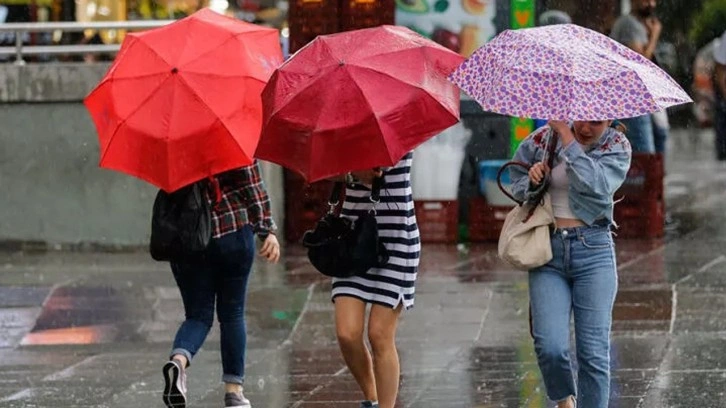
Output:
[331, 152, 420, 408]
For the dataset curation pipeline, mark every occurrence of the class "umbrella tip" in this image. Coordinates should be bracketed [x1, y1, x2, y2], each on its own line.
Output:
[338, 60, 345, 66]
[171, 67, 179, 74]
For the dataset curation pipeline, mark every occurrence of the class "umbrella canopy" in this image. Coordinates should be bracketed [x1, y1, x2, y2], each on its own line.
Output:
[449, 24, 692, 121]
[255, 25, 464, 183]
[84, 8, 283, 192]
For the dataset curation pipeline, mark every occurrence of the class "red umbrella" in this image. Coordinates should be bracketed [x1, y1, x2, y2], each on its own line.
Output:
[84, 8, 282, 192]
[255, 25, 464, 183]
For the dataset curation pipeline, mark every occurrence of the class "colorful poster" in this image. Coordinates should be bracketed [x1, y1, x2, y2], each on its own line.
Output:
[395, 0, 496, 57]
[511, 0, 535, 28]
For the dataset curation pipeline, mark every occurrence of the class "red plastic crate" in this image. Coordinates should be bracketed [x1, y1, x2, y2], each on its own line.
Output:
[468, 197, 515, 242]
[288, 0, 339, 53]
[283, 170, 343, 243]
[339, 0, 395, 31]
[613, 199, 665, 239]
[414, 200, 459, 243]
[616, 153, 664, 202]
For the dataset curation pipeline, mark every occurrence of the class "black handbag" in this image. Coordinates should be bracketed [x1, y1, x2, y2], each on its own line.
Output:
[302, 177, 389, 278]
[149, 180, 212, 261]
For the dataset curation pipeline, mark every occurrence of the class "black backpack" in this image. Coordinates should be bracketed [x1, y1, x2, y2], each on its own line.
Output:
[149, 181, 212, 261]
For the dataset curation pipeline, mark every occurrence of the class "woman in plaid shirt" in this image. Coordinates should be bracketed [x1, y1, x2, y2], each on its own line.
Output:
[161, 161, 280, 408]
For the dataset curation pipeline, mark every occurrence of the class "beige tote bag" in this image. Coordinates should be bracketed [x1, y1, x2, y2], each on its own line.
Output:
[496, 133, 558, 270]
[498, 192, 555, 270]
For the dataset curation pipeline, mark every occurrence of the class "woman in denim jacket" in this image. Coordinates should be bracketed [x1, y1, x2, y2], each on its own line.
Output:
[509, 120, 632, 408]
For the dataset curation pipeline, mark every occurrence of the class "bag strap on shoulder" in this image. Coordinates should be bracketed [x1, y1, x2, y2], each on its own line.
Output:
[327, 175, 385, 214]
[371, 176, 383, 203]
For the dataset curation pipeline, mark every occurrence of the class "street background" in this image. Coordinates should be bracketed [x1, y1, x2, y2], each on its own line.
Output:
[2, 128, 726, 408]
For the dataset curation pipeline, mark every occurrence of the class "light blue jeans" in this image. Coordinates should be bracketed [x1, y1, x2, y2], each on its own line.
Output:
[529, 225, 617, 408]
[621, 115, 654, 153]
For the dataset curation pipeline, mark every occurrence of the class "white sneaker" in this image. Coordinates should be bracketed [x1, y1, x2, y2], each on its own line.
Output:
[162, 359, 187, 408]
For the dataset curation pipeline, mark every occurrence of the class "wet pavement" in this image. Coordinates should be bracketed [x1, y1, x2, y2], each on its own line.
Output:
[2, 129, 726, 408]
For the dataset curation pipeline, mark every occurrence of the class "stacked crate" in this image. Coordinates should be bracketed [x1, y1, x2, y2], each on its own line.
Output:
[414, 201, 459, 243]
[613, 153, 665, 238]
[339, 0, 395, 32]
[288, 0, 395, 54]
[468, 198, 513, 242]
[283, 172, 342, 243]
[288, 0, 339, 54]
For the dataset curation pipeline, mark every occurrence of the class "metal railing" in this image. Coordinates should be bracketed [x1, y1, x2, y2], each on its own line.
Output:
[0, 20, 174, 65]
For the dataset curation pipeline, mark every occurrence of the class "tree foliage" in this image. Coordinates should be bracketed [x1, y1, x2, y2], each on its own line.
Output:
[689, 0, 726, 49]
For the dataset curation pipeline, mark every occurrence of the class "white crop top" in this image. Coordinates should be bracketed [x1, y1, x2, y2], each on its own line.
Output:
[549, 161, 578, 219]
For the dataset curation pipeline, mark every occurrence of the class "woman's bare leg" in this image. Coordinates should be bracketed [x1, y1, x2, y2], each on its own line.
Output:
[335, 296, 377, 402]
[367, 304, 403, 408]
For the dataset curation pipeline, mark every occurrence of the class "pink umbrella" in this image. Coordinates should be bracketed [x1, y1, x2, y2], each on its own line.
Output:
[449, 24, 692, 120]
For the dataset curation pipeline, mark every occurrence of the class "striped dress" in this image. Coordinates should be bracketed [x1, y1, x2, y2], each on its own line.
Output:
[331, 152, 421, 310]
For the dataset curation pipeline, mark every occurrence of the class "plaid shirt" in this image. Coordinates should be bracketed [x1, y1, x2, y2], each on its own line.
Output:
[207, 161, 277, 239]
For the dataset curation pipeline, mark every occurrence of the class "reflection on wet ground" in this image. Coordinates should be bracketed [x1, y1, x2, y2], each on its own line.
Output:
[1, 201, 726, 408]
[3, 133, 726, 407]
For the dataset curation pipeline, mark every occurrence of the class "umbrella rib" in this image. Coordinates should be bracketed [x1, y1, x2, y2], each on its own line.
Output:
[349, 64, 426, 93]
[134, 36, 175, 68]
[179, 30, 263, 71]
[346, 65, 458, 163]
[107, 72, 174, 81]
[87, 36, 145, 95]
[343, 67, 395, 164]
[98, 74, 176, 166]
[174, 74, 256, 162]
[180, 72, 260, 80]
[267, 64, 339, 119]
[348, 63, 459, 117]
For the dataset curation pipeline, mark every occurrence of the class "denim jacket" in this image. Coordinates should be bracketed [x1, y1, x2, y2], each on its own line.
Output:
[510, 126, 632, 226]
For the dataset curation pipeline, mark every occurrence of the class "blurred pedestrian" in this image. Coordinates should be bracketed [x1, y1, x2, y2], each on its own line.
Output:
[509, 120, 632, 408]
[538, 9, 572, 26]
[329, 153, 420, 408]
[713, 31, 726, 160]
[610, 0, 663, 153]
[161, 162, 281, 408]
[79, 32, 111, 63]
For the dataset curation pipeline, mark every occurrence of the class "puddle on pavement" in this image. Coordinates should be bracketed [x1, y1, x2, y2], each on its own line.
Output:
[20, 286, 138, 345]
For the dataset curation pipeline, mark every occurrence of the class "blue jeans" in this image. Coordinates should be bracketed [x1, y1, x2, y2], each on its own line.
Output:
[529, 225, 617, 408]
[170, 225, 255, 385]
[621, 115, 654, 153]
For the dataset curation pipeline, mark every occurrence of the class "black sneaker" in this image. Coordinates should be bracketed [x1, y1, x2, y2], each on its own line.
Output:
[162, 359, 187, 408]
[360, 401, 379, 408]
[224, 391, 252, 408]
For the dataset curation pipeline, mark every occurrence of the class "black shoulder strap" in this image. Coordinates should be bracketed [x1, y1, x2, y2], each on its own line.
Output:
[329, 182, 344, 206]
[371, 176, 384, 203]
[328, 175, 385, 208]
